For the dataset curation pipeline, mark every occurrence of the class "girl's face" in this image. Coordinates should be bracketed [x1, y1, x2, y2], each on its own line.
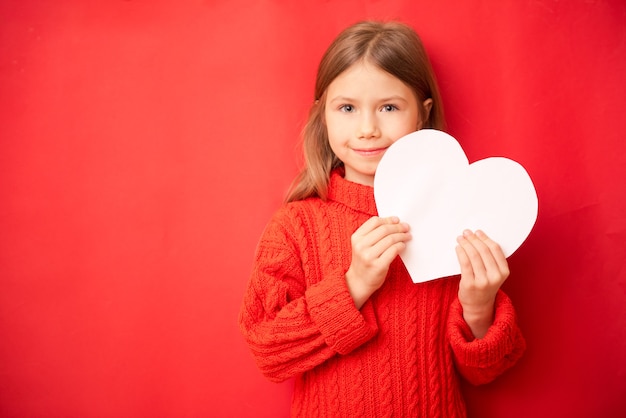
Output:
[324, 60, 431, 187]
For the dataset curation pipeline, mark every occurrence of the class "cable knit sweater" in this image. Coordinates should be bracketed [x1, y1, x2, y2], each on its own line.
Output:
[239, 170, 526, 418]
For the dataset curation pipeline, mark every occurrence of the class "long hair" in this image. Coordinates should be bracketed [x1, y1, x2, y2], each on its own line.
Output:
[286, 21, 446, 202]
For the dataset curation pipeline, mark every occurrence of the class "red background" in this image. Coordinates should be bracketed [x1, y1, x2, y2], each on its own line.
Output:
[1, 1, 625, 417]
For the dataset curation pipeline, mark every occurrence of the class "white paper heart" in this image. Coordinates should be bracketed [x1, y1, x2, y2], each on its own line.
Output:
[374, 129, 538, 283]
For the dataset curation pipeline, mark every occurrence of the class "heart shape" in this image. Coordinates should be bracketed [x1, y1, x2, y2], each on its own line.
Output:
[374, 129, 538, 283]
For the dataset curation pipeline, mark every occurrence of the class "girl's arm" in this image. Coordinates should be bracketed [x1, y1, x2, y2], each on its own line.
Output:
[238, 210, 378, 382]
[345, 216, 411, 309]
[447, 290, 526, 385]
[447, 229, 526, 384]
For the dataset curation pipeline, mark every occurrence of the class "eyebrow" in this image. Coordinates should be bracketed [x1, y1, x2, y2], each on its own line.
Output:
[328, 95, 410, 104]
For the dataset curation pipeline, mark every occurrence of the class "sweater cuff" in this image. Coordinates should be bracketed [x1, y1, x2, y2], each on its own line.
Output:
[448, 290, 520, 367]
[306, 269, 378, 355]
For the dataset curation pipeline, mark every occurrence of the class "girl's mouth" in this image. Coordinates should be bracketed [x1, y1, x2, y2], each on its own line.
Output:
[353, 147, 388, 157]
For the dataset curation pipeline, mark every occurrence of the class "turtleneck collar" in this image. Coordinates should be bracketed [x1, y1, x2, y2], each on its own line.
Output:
[327, 169, 378, 216]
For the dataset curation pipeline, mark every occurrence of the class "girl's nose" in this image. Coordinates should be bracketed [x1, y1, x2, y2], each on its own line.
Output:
[357, 113, 380, 139]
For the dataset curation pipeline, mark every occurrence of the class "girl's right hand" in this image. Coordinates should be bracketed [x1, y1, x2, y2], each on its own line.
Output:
[345, 216, 411, 309]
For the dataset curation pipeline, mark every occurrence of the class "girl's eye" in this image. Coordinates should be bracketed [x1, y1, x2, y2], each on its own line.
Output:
[381, 104, 398, 112]
[339, 104, 355, 113]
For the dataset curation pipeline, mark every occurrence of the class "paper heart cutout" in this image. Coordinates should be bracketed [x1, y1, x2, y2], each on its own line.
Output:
[374, 129, 538, 283]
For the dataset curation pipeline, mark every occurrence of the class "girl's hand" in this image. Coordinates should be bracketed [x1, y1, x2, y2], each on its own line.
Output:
[455, 229, 510, 339]
[346, 216, 411, 309]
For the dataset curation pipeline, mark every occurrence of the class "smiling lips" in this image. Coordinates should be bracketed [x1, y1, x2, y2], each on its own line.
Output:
[352, 147, 388, 157]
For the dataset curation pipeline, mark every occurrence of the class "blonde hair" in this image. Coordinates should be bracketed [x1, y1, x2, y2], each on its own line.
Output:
[286, 20, 446, 202]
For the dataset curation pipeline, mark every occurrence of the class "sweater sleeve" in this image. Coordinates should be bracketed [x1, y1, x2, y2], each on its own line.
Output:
[447, 290, 526, 385]
[238, 209, 378, 382]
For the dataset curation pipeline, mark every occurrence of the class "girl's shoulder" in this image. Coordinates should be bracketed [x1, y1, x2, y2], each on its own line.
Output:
[272, 197, 326, 225]
[257, 197, 327, 250]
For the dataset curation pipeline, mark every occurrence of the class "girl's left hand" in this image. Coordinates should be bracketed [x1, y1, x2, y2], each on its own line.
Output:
[455, 229, 510, 339]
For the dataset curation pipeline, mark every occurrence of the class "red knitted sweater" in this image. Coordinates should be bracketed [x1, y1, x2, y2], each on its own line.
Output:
[239, 170, 526, 417]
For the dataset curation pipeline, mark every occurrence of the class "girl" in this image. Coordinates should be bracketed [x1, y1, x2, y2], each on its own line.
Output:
[239, 20, 525, 417]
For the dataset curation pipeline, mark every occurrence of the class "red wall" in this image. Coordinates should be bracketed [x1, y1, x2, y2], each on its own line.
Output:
[1, 1, 624, 417]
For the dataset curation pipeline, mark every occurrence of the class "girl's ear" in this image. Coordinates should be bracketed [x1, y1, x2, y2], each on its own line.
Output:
[422, 98, 433, 123]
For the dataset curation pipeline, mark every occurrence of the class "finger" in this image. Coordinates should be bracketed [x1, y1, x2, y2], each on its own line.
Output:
[377, 240, 408, 267]
[475, 230, 510, 278]
[464, 230, 500, 277]
[355, 216, 399, 235]
[456, 231, 489, 281]
[369, 227, 412, 258]
[461, 230, 509, 286]
[455, 244, 474, 280]
[352, 218, 410, 263]
[355, 217, 409, 249]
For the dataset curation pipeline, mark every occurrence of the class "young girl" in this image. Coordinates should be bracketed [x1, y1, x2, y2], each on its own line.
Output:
[239, 20, 525, 417]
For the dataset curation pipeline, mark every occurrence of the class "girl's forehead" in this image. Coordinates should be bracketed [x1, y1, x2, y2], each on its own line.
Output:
[326, 61, 410, 97]
[341, 59, 383, 77]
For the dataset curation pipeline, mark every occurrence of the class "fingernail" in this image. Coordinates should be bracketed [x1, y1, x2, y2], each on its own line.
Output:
[463, 229, 472, 237]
